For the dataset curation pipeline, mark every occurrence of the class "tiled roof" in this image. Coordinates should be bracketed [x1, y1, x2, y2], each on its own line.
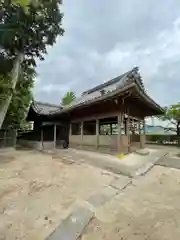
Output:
[59, 82, 164, 115]
[65, 67, 144, 108]
[29, 67, 163, 116]
[82, 66, 145, 95]
[31, 101, 62, 115]
[82, 71, 129, 95]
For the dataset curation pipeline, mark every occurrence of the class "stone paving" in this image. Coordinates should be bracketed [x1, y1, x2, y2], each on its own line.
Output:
[46, 175, 132, 240]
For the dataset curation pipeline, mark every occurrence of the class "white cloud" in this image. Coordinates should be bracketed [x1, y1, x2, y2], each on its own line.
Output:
[35, 0, 180, 106]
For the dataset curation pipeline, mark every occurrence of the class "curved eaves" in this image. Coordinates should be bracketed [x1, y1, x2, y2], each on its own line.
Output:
[31, 101, 61, 115]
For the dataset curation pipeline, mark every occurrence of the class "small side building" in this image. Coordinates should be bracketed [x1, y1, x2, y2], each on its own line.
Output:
[22, 67, 164, 153]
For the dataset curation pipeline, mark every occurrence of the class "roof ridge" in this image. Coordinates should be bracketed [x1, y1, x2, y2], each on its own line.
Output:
[34, 101, 61, 108]
[82, 67, 137, 95]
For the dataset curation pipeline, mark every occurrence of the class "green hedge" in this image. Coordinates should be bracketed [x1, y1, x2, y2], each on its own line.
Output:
[146, 135, 180, 146]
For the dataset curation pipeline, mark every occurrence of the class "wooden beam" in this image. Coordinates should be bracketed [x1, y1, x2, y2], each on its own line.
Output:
[71, 111, 119, 123]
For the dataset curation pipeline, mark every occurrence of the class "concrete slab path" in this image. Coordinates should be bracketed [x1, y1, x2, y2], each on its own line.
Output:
[46, 176, 132, 240]
[50, 148, 168, 177]
[80, 165, 180, 240]
[156, 148, 180, 169]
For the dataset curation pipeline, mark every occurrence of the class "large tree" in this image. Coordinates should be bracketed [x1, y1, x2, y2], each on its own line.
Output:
[61, 91, 76, 106]
[0, 0, 64, 128]
[3, 66, 35, 128]
[0, 0, 64, 65]
[159, 102, 180, 136]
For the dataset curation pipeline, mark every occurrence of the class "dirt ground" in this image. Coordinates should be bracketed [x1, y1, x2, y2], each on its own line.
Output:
[1, 147, 180, 240]
[80, 165, 180, 240]
[0, 148, 115, 240]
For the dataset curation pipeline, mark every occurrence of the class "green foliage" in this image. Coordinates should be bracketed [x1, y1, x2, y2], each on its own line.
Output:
[12, 0, 29, 8]
[11, 0, 55, 10]
[158, 103, 180, 136]
[19, 119, 33, 132]
[0, 0, 64, 66]
[0, 0, 64, 128]
[3, 66, 35, 128]
[0, 54, 14, 75]
[0, 74, 13, 103]
[61, 91, 76, 106]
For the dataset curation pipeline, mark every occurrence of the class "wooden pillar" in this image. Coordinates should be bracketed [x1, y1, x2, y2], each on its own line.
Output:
[138, 119, 141, 135]
[4, 130, 7, 147]
[126, 116, 129, 135]
[139, 119, 145, 148]
[117, 113, 121, 152]
[96, 119, 99, 149]
[110, 123, 112, 135]
[41, 128, 44, 149]
[138, 119, 142, 148]
[126, 110, 130, 152]
[69, 123, 72, 136]
[54, 124, 56, 149]
[69, 123, 72, 147]
[142, 118, 146, 148]
[13, 129, 17, 147]
[143, 119, 146, 134]
[81, 121, 83, 147]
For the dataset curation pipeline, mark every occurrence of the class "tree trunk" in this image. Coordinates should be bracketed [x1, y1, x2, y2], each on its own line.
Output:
[0, 53, 24, 130]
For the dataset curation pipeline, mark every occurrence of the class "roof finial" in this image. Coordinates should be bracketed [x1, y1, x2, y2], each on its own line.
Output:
[133, 66, 139, 73]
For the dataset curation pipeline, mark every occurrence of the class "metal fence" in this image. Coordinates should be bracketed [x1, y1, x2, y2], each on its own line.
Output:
[0, 129, 17, 148]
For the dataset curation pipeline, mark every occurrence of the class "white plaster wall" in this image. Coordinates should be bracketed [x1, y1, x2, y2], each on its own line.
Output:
[82, 135, 96, 145]
[69, 135, 81, 144]
[121, 135, 129, 147]
[99, 135, 117, 148]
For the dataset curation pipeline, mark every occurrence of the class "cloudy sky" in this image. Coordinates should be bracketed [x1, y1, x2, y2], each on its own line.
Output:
[34, 0, 180, 107]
